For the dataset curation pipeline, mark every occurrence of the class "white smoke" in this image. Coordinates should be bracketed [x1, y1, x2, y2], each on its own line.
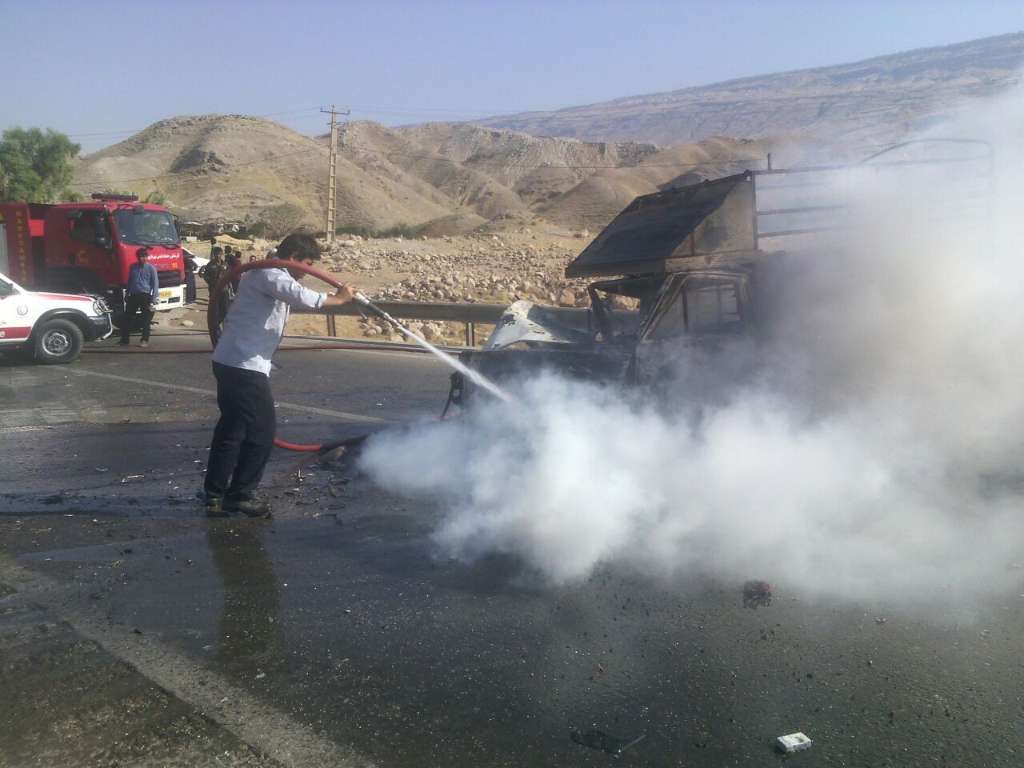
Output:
[360, 85, 1024, 605]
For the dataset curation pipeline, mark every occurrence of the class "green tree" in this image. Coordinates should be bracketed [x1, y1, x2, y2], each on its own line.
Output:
[0, 127, 80, 202]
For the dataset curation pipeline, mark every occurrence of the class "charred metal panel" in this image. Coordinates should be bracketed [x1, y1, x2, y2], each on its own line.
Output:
[566, 173, 758, 278]
[485, 301, 594, 350]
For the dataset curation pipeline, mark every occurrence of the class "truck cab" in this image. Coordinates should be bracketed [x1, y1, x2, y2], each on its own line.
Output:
[41, 194, 186, 314]
[0, 194, 186, 320]
[451, 174, 767, 404]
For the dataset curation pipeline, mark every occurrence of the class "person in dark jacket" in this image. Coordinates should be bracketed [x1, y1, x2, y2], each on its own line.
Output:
[200, 246, 226, 289]
[224, 247, 241, 294]
[184, 252, 198, 303]
[120, 247, 159, 347]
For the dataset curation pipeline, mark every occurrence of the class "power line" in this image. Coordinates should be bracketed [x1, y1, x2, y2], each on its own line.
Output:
[345, 144, 766, 171]
[66, 105, 907, 188]
[68, 139, 769, 190]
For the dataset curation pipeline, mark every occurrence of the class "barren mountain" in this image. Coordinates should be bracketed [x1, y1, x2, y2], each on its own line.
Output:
[477, 32, 1024, 146]
[74, 115, 765, 234]
[73, 115, 452, 233]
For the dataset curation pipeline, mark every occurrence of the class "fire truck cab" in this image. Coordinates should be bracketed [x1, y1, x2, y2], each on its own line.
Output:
[0, 194, 186, 320]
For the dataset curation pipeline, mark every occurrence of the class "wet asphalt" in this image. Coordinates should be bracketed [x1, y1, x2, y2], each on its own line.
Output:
[1, 332, 1023, 767]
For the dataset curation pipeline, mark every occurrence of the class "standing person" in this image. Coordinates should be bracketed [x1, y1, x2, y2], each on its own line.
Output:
[203, 232, 357, 517]
[200, 246, 225, 290]
[120, 247, 159, 347]
[183, 251, 198, 304]
[224, 247, 241, 293]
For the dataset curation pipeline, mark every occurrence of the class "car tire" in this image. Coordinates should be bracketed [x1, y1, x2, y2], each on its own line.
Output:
[33, 319, 84, 365]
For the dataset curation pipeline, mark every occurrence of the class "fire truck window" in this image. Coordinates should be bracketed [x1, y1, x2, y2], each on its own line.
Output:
[70, 211, 103, 245]
[114, 210, 180, 246]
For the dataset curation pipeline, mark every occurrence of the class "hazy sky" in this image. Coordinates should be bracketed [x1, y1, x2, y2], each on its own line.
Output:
[2, 0, 1022, 153]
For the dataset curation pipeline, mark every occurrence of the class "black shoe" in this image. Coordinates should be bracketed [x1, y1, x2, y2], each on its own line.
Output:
[119, 339, 130, 346]
[224, 496, 272, 518]
[204, 495, 227, 517]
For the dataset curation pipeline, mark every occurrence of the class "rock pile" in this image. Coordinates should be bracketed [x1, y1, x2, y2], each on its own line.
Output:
[316, 231, 595, 343]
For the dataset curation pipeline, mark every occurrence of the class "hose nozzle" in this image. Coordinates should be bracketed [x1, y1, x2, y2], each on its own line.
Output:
[353, 291, 372, 306]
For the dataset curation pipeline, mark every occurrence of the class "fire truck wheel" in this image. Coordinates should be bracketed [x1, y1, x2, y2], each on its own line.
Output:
[33, 319, 84, 365]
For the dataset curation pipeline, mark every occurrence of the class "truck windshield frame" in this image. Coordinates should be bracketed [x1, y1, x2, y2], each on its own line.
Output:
[113, 210, 180, 247]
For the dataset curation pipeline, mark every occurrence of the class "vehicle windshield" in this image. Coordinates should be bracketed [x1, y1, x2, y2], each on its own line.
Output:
[646, 277, 744, 340]
[114, 209, 180, 246]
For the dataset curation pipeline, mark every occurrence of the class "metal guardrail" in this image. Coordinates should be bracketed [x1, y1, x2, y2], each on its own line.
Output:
[295, 299, 597, 347]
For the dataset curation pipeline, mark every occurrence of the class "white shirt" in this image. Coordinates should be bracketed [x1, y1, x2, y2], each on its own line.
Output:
[212, 267, 326, 376]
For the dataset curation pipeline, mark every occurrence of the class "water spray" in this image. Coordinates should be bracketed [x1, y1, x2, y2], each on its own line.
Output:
[352, 291, 513, 403]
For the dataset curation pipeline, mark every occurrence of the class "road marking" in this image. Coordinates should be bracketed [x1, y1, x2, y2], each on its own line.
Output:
[0, 424, 56, 434]
[0, 556, 371, 768]
[67, 368, 390, 424]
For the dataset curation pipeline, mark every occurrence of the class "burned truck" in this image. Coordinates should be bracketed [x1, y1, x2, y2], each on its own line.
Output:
[449, 171, 774, 404]
[448, 140, 993, 405]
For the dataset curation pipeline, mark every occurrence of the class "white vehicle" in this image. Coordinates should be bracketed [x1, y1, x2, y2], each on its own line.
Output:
[0, 272, 113, 364]
[184, 247, 209, 272]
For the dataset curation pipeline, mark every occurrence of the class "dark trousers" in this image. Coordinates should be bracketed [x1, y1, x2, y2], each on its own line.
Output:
[121, 293, 154, 342]
[185, 271, 196, 303]
[204, 362, 276, 500]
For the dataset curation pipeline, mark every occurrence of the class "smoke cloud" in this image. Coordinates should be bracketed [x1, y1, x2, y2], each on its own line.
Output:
[360, 86, 1024, 605]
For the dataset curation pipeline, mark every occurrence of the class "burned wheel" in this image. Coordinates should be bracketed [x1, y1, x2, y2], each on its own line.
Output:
[33, 319, 84, 365]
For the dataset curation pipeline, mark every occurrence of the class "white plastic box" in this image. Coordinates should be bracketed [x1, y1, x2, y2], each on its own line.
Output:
[776, 732, 813, 753]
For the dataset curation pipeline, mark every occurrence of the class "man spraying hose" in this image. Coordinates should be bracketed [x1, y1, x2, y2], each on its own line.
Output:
[203, 233, 357, 517]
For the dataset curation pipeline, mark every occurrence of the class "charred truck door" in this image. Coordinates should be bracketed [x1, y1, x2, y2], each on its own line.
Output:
[632, 271, 752, 387]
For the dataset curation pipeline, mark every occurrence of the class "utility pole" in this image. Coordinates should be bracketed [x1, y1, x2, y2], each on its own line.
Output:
[321, 104, 349, 242]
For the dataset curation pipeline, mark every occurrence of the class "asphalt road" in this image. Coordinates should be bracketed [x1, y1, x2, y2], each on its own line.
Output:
[1, 332, 1023, 767]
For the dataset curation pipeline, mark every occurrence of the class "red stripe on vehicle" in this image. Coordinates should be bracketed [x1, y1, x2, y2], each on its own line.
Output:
[0, 326, 32, 340]
[34, 293, 92, 302]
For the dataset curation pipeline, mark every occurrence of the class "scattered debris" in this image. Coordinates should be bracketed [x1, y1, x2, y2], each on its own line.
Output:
[743, 580, 772, 609]
[776, 732, 813, 753]
[875, 617, 887, 625]
[571, 730, 646, 756]
[121, 474, 145, 484]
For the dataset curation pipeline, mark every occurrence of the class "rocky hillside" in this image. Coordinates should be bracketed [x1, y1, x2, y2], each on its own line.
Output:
[344, 121, 765, 230]
[72, 115, 451, 234]
[73, 115, 767, 234]
[477, 32, 1024, 146]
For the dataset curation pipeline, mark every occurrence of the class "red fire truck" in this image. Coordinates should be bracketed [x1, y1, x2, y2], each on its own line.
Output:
[0, 193, 187, 320]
